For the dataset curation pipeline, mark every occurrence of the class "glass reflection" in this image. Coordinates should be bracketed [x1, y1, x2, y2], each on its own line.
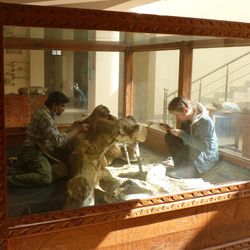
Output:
[132, 50, 179, 127]
[4, 26, 250, 218]
[192, 47, 250, 159]
[3, 26, 222, 46]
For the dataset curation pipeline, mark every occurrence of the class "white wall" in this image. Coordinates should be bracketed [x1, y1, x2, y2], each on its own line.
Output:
[154, 50, 179, 117]
[62, 51, 74, 95]
[30, 50, 44, 87]
[29, 28, 44, 88]
[192, 47, 250, 104]
[133, 52, 150, 121]
[92, 31, 120, 116]
[192, 47, 250, 81]
[130, 0, 250, 23]
[132, 50, 179, 121]
[95, 51, 120, 116]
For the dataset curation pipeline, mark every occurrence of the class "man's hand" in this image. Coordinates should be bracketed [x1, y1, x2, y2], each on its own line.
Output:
[67, 123, 90, 141]
[170, 128, 181, 137]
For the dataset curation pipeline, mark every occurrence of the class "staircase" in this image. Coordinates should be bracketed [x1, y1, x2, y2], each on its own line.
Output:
[166, 51, 250, 110]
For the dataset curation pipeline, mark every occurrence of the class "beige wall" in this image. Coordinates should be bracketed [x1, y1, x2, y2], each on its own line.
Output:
[95, 51, 120, 116]
[4, 27, 250, 119]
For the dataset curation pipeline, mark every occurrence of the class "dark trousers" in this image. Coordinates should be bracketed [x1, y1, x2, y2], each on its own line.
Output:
[8, 146, 69, 188]
[165, 133, 189, 166]
[164, 133, 200, 178]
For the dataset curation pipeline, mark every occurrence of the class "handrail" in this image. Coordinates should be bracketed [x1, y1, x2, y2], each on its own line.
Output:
[164, 50, 250, 120]
[163, 51, 250, 123]
[192, 51, 250, 84]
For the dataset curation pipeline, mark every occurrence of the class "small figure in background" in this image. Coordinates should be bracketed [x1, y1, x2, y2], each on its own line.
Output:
[73, 82, 87, 110]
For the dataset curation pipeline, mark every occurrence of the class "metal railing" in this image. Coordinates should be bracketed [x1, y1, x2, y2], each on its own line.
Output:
[165, 51, 250, 115]
[192, 51, 250, 103]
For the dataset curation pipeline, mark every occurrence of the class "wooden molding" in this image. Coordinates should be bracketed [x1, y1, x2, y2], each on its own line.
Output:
[4, 37, 127, 52]
[5, 37, 250, 52]
[2, 3, 250, 39]
[7, 182, 250, 238]
[1, 2, 250, 249]
[178, 43, 193, 98]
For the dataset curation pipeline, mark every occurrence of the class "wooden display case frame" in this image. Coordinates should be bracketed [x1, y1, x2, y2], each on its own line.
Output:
[0, 3, 250, 249]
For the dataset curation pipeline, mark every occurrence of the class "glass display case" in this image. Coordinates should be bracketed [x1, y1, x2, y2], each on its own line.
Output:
[1, 2, 250, 250]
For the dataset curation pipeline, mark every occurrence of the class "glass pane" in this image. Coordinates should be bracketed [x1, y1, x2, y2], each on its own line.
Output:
[5, 26, 125, 217]
[4, 25, 224, 46]
[132, 50, 179, 128]
[4, 25, 250, 218]
[192, 46, 250, 160]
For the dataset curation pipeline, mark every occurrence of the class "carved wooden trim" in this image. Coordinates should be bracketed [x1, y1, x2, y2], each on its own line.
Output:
[0, 240, 7, 250]
[2, 3, 250, 39]
[7, 182, 250, 238]
[1, 2, 250, 248]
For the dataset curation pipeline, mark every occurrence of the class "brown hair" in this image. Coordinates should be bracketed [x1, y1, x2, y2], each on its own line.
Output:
[168, 96, 191, 112]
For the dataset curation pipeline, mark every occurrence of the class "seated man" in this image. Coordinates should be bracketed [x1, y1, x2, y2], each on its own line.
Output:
[163, 96, 219, 178]
[8, 91, 88, 187]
